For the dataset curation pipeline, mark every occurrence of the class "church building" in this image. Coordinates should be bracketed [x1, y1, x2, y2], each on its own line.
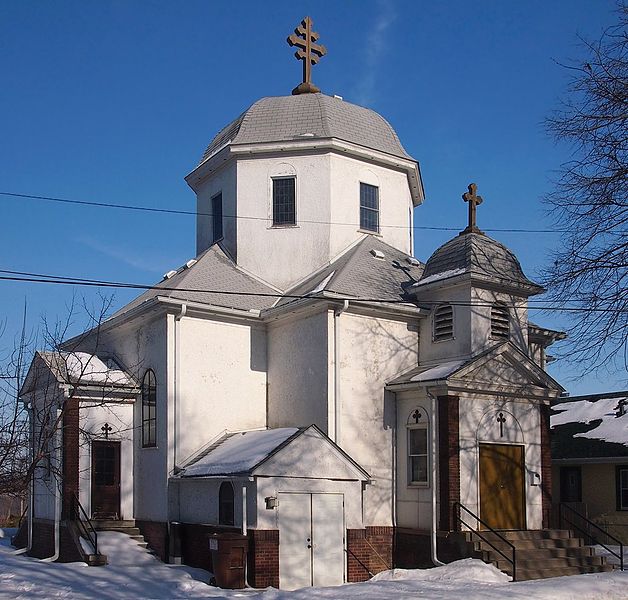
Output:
[16, 18, 595, 587]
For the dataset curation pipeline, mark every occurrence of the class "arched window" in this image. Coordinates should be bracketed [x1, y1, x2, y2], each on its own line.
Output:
[491, 303, 510, 340]
[433, 304, 454, 341]
[407, 407, 429, 485]
[141, 369, 156, 448]
[219, 482, 235, 526]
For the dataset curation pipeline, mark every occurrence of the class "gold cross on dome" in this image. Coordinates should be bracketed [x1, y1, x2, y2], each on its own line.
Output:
[287, 16, 327, 95]
[461, 183, 484, 234]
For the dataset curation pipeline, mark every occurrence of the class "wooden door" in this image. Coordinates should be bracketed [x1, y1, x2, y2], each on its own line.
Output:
[91, 441, 120, 519]
[479, 443, 525, 530]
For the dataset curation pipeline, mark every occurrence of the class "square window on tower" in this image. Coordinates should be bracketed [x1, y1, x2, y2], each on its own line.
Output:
[273, 177, 296, 226]
[360, 182, 379, 233]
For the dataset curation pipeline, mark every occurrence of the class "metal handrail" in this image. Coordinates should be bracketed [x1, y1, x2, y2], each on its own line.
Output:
[454, 502, 517, 581]
[559, 502, 624, 571]
[73, 493, 99, 556]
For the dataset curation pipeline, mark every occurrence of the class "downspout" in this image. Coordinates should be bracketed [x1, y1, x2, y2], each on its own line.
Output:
[174, 304, 187, 472]
[426, 389, 444, 566]
[43, 406, 63, 562]
[333, 300, 349, 443]
[242, 484, 247, 535]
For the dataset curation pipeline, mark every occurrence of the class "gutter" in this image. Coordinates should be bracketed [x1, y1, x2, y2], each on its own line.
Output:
[173, 304, 187, 472]
[43, 406, 63, 562]
[333, 300, 350, 443]
[426, 388, 445, 567]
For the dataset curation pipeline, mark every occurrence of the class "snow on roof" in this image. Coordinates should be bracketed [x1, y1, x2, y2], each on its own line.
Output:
[405, 360, 467, 383]
[63, 352, 134, 386]
[552, 396, 628, 446]
[181, 428, 299, 477]
[415, 267, 466, 286]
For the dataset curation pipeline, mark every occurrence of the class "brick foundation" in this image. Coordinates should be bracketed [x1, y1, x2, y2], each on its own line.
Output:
[27, 518, 84, 562]
[540, 403, 553, 528]
[438, 395, 460, 532]
[136, 520, 169, 562]
[247, 529, 279, 588]
[347, 526, 394, 582]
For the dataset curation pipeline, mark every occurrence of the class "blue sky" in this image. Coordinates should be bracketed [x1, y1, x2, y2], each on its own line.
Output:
[0, 0, 623, 394]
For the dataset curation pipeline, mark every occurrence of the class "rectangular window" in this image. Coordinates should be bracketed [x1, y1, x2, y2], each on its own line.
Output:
[212, 192, 223, 242]
[408, 428, 428, 484]
[273, 177, 296, 226]
[560, 466, 582, 502]
[617, 466, 628, 510]
[360, 182, 379, 233]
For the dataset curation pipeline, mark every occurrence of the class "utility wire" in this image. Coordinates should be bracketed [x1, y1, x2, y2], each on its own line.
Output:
[0, 191, 564, 234]
[0, 269, 625, 313]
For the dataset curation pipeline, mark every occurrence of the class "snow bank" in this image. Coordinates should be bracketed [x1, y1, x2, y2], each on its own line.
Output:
[371, 559, 511, 584]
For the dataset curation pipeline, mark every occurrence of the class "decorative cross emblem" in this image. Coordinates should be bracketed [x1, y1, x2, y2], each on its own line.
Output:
[287, 16, 327, 95]
[616, 399, 627, 417]
[496, 412, 506, 438]
[411, 409, 422, 424]
[462, 183, 484, 234]
[101, 423, 112, 439]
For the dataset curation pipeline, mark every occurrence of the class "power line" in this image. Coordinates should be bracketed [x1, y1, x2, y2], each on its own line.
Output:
[0, 269, 625, 313]
[0, 190, 563, 234]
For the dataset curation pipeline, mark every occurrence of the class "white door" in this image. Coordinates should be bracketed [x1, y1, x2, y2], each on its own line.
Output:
[278, 493, 345, 590]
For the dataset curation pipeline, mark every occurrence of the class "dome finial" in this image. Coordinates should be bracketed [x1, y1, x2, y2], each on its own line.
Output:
[461, 182, 484, 235]
[287, 16, 327, 95]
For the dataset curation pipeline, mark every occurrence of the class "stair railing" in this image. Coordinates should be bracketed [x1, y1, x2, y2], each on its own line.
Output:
[72, 493, 99, 557]
[454, 502, 517, 581]
[559, 502, 624, 571]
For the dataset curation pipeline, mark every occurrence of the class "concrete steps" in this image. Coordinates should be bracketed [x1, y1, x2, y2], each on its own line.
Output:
[465, 529, 613, 580]
[88, 520, 156, 562]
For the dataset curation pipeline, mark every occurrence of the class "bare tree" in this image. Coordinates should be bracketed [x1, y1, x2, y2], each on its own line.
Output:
[543, 3, 628, 375]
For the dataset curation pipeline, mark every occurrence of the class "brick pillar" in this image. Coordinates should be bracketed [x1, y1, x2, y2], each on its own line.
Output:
[438, 395, 460, 532]
[247, 529, 279, 588]
[539, 403, 552, 528]
[61, 397, 79, 519]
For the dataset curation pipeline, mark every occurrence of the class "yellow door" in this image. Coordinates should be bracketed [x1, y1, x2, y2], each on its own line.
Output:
[479, 444, 525, 530]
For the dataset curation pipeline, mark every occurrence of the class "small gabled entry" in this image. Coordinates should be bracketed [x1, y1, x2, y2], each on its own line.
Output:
[479, 443, 525, 530]
[91, 441, 121, 520]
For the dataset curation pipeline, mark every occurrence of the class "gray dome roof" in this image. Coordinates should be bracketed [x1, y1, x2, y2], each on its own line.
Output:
[199, 93, 414, 164]
[418, 232, 544, 295]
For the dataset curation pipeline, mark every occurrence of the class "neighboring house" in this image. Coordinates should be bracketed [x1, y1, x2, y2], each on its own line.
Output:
[16, 51, 575, 586]
[551, 391, 628, 544]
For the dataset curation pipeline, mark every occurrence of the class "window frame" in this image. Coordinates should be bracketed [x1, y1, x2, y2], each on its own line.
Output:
[141, 369, 157, 448]
[407, 408, 430, 487]
[559, 466, 582, 503]
[211, 192, 223, 243]
[272, 176, 297, 227]
[617, 466, 628, 511]
[219, 481, 235, 525]
[359, 182, 380, 233]
[433, 304, 454, 342]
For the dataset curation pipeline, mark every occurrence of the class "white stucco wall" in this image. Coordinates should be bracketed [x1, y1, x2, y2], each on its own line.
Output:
[395, 390, 434, 531]
[77, 401, 134, 519]
[235, 153, 332, 288]
[329, 153, 412, 259]
[336, 311, 419, 526]
[458, 394, 544, 530]
[267, 310, 329, 431]
[96, 314, 170, 522]
[174, 314, 267, 465]
[195, 161, 237, 258]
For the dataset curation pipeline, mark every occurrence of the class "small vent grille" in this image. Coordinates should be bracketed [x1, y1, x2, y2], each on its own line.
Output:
[491, 304, 510, 339]
[433, 304, 454, 341]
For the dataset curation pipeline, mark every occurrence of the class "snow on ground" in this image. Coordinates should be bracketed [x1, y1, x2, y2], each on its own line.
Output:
[595, 544, 628, 567]
[2, 528, 628, 599]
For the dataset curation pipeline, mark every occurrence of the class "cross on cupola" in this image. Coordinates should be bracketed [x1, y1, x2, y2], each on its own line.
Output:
[287, 17, 327, 95]
[461, 183, 484, 235]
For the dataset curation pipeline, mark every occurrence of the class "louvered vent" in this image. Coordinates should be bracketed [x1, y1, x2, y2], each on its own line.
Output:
[491, 304, 510, 339]
[433, 304, 454, 341]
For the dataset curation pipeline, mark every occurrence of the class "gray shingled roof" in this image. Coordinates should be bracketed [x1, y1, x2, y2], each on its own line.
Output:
[111, 245, 278, 318]
[416, 232, 544, 294]
[275, 237, 424, 307]
[199, 93, 414, 164]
